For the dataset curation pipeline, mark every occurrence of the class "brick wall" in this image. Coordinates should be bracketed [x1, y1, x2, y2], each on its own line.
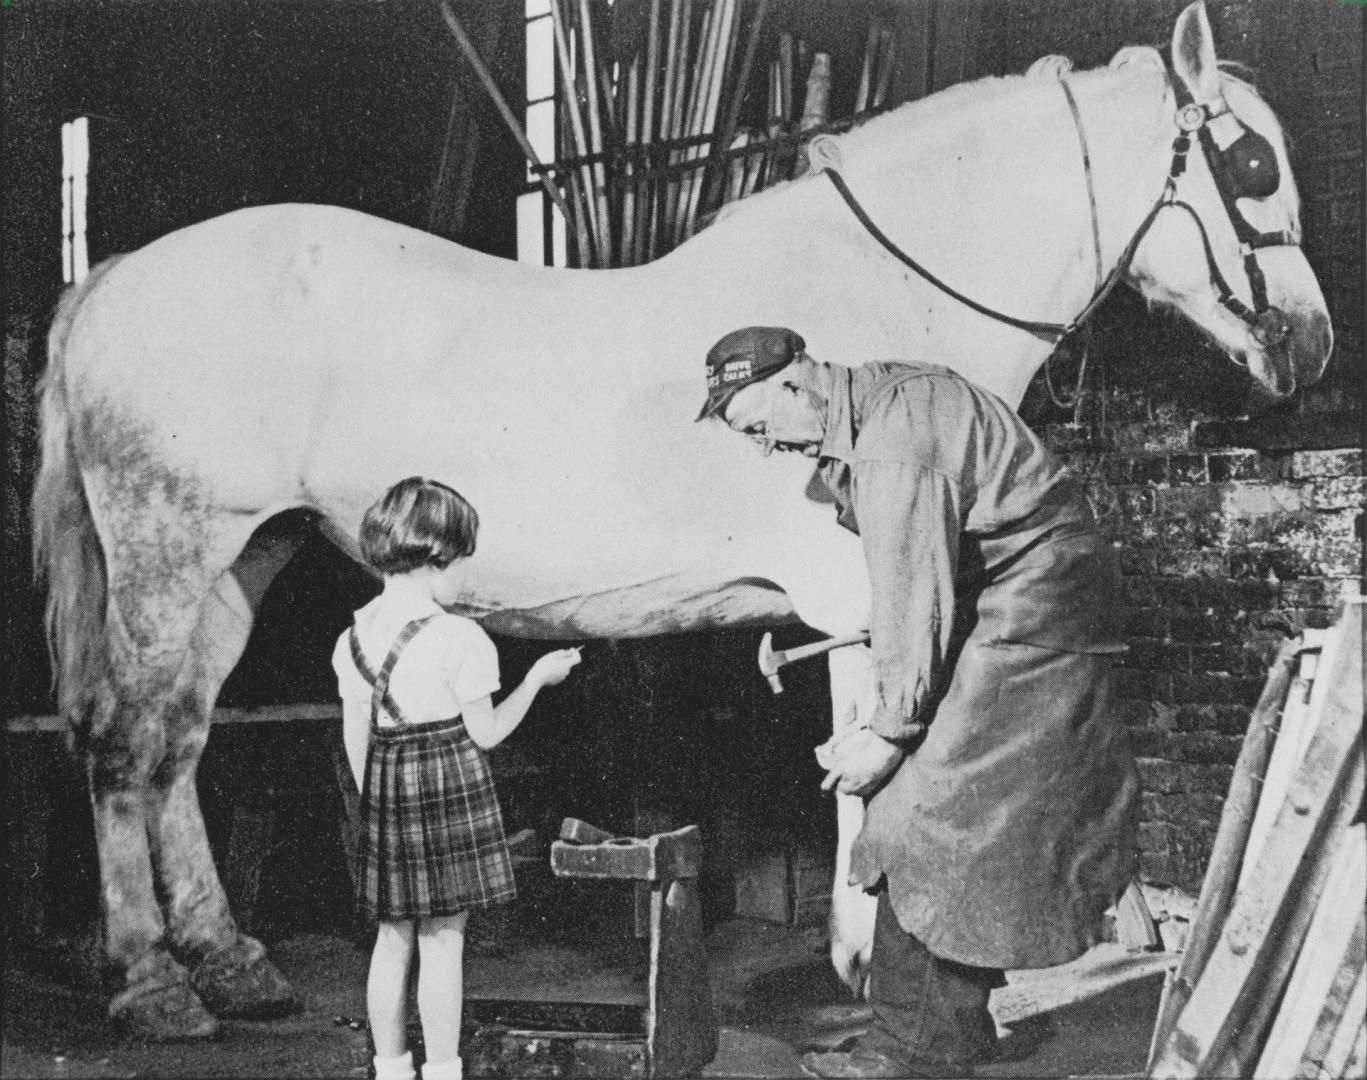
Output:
[1039, 399, 1361, 892]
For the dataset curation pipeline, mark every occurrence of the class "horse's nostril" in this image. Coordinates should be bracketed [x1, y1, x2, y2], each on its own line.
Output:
[1252, 309, 1291, 348]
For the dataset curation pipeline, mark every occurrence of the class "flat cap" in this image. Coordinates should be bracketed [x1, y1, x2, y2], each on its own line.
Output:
[695, 326, 805, 422]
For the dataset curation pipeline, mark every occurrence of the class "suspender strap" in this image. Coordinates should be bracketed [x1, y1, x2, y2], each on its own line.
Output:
[349, 615, 440, 729]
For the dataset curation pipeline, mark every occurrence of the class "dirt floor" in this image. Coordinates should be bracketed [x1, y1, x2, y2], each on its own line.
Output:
[2, 908, 1173, 1080]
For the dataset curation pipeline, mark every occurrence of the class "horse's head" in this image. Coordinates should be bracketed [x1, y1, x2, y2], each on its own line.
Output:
[1129, 2, 1332, 399]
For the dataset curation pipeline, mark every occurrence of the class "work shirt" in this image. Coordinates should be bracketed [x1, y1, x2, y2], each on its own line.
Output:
[815, 361, 1137, 969]
[816, 361, 1126, 744]
[332, 593, 501, 727]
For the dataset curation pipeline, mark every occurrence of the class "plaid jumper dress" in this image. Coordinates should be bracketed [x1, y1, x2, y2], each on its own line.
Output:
[350, 615, 517, 920]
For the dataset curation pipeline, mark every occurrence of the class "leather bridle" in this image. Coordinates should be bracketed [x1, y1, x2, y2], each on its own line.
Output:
[822, 67, 1298, 352]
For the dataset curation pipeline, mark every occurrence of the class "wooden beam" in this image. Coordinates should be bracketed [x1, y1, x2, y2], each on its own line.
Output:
[648, 874, 716, 1076]
[1252, 824, 1365, 1077]
[1146, 641, 1298, 1068]
[551, 824, 702, 882]
[1150, 604, 1364, 1078]
[6, 702, 344, 734]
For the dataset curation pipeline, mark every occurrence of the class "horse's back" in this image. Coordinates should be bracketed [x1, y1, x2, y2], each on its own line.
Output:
[58, 207, 522, 498]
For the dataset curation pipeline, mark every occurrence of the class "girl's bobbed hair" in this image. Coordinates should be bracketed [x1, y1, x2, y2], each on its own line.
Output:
[359, 476, 479, 574]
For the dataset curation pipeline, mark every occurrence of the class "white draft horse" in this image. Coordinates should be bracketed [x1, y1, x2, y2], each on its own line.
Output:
[33, 3, 1330, 1039]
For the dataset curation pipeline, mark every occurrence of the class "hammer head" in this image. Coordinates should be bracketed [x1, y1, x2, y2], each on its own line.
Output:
[758, 632, 785, 694]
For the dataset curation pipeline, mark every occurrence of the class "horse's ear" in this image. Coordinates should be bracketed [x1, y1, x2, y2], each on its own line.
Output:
[807, 134, 843, 174]
[1026, 55, 1073, 81]
[1172, 2, 1220, 101]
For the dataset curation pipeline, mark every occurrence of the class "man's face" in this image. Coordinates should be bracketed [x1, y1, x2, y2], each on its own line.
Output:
[722, 377, 825, 457]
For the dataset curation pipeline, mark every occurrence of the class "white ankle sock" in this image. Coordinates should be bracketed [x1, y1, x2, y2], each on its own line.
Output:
[420, 1056, 464, 1080]
[373, 1050, 416, 1080]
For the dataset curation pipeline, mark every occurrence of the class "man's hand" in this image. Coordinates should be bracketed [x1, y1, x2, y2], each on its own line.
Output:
[814, 725, 905, 797]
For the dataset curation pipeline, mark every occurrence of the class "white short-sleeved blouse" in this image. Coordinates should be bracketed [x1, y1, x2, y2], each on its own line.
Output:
[332, 593, 500, 727]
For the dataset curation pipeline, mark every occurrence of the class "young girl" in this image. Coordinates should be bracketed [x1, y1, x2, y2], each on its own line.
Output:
[333, 477, 580, 1080]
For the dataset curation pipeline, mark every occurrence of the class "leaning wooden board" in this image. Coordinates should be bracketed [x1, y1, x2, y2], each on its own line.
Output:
[1149, 602, 1365, 1079]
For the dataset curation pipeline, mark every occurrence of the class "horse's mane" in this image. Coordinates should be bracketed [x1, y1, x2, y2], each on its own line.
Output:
[838, 48, 1276, 142]
[713, 45, 1291, 224]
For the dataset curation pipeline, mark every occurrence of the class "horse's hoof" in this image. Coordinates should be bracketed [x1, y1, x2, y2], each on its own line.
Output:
[191, 935, 299, 1019]
[109, 951, 221, 1042]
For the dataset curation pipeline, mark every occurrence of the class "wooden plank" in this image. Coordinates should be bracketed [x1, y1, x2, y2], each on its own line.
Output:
[1147, 642, 1299, 1068]
[647, 875, 716, 1077]
[1253, 823, 1366, 1078]
[1211, 754, 1365, 1079]
[1316, 966, 1367, 1080]
[6, 703, 343, 734]
[551, 825, 701, 883]
[464, 997, 646, 1036]
[553, 838, 659, 880]
[1240, 631, 1329, 890]
[1151, 605, 1364, 1079]
[1217, 622, 1364, 1078]
[1335, 1014, 1367, 1080]
[1115, 879, 1163, 953]
[559, 817, 617, 845]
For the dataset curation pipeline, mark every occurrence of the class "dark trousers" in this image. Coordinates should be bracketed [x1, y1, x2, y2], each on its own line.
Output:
[858, 889, 1005, 1075]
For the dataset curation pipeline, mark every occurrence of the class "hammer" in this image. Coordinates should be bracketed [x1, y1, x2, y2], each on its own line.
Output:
[758, 630, 871, 693]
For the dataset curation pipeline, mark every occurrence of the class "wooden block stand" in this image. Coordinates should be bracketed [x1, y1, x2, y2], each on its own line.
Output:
[462, 819, 718, 1079]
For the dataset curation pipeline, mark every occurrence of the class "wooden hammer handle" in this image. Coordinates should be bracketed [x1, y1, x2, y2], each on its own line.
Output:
[779, 631, 870, 665]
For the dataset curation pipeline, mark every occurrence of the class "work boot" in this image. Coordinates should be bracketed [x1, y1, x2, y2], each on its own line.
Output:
[800, 1047, 971, 1079]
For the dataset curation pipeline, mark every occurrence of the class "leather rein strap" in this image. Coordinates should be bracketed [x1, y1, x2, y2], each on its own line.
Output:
[822, 73, 1250, 346]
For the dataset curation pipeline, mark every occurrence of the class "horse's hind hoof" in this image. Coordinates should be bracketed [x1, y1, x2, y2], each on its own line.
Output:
[191, 935, 299, 1019]
[109, 951, 221, 1042]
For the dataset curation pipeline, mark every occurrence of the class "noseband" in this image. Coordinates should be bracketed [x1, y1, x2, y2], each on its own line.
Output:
[823, 67, 1299, 349]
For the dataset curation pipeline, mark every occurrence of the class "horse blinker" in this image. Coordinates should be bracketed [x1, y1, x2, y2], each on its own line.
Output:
[1218, 130, 1280, 201]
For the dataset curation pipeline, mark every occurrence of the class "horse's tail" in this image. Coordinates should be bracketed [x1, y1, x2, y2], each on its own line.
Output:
[32, 257, 125, 725]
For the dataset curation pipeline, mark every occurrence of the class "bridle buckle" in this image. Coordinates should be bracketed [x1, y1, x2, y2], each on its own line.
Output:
[1175, 102, 1207, 132]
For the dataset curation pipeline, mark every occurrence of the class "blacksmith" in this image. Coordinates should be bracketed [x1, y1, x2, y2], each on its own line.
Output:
[697, 327, 1140, 1079]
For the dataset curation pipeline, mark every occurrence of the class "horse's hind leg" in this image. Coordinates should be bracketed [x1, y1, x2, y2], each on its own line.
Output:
[92, 514, 302, 1039]
[87, 601, 223, 1040]
[147, 525, 306, 1020]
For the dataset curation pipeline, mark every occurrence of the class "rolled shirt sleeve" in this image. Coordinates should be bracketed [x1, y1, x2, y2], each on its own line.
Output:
[851, 458, 963, 743]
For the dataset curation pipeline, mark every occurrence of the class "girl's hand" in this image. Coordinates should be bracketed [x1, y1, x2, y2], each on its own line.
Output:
[529, 647, 581, 688]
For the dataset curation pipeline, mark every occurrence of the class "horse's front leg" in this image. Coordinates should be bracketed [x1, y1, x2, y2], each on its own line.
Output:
[826, 643, 879, 996]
